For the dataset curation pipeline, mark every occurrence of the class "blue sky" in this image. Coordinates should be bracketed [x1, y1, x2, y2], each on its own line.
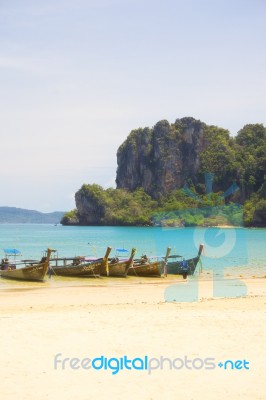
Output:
[0, 0, 265, 211]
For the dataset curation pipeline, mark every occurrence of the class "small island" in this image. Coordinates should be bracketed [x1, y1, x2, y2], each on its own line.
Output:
[61, 117, 266, 228]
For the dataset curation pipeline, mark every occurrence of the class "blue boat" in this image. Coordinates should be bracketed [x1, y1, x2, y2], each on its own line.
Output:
[165, 244, 204, 278]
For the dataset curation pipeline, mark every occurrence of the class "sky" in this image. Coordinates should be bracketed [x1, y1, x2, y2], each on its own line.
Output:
[0, 0, 265, 212]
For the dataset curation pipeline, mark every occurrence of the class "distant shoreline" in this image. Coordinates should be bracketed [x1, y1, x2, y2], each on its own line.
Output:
[0, 206, 65, 224]
[1, 222, 265, 229]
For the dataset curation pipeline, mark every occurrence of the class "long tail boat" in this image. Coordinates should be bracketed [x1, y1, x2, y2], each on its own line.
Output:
[48, 247, 112, 277]
[128, 247, 171, 277]
[165, 243, 204, 278]
[0, 248, 55, 281]
[100, 248, 136, 277]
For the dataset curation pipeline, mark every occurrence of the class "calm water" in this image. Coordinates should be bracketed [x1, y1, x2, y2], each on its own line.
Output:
[0, 224, 265, 287]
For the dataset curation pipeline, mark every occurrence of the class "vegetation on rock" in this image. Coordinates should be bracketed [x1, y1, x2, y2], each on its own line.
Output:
[61, 118, 266, 227]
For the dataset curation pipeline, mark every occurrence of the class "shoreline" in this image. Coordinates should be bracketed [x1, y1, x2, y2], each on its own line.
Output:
[0, 276, 265, 307]
[61, 224, 266, 228]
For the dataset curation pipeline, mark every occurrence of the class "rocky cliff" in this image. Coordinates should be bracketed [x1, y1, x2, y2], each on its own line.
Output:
[74, 184, 106, 225]
[61, 117, 266, 227]
[116, 117, 208, 198]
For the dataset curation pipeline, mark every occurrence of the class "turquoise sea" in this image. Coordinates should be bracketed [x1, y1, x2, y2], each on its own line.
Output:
[0, 224, 265, 287]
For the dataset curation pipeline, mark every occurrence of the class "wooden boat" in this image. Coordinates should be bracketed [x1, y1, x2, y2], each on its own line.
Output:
[128, 247, 171, 277]
[100, 248, 136, 277]
[48, 247, 112, 277]
[0, 248, 54, 281]
[165, 244, 204, 278]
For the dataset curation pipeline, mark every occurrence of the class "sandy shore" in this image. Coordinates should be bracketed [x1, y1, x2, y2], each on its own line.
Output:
[0, 277, 265, 400]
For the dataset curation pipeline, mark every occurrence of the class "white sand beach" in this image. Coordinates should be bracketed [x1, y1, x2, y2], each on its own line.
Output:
[0, 277, 265, 400]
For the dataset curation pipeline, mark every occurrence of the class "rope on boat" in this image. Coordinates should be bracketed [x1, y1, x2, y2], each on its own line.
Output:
[48, 264, 57, 278]
[90, 262, 101, 278]
[198, 258, 203, 274]
[131, 263, 138, 276]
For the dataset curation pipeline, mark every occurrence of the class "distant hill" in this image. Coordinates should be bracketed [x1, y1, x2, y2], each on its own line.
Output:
[0, 207, 65, 223]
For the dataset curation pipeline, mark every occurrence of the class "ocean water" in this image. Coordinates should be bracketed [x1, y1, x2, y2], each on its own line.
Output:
[0, 224, 265, 286]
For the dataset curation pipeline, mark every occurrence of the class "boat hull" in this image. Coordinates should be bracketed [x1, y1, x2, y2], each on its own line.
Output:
[100, 260, 131, 277]
[49, 260, 102, 277]
[128, 261, 163, 277]
[166, 256, 200, 276]
[0, 262, 49, 281]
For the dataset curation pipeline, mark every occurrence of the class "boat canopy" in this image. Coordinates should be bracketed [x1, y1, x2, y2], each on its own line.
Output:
[115, 248, 128, 253]
[3, 248, 22, 256]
